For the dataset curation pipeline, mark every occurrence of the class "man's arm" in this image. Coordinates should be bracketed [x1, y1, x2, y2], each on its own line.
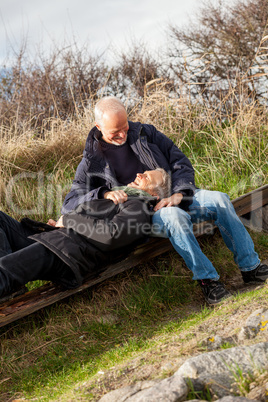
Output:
[142, 124, 196, 195]
[140, 125, 196, 210]
[61, 158, 113, 214]
[153, 193, 184, 211]
[61, 158, 131, 214]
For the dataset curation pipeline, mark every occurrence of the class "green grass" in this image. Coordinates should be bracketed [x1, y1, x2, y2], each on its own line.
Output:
[230, 365, 255, 396]
[178, 128, 268, 198]
[1, 122, 267, 223]
[118, 264, 192, 319]
[0, 109, 267, 400]
[4, 286, 267, 401]
[0, 229, 267, 401]
[186, 378, 212, 401]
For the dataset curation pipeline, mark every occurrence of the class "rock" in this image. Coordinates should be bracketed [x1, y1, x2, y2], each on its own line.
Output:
[98, 380, 159, 402]
[99, 373, 188, 402]
[206, 335, 224, 350]
[176, 342, 268, 398]
[99, 314, 268, 402]
[160, 361, 178, 373]
[177, 342, 268, 379]
[126, 373, 188, 402]
[187, 377, 206, 394]
[197, 372, 237, 399]
[187, 400, 207, 402]
[175, 361, 198, 378]
[238, 309, 268, 340]
[215, 397, 256, 401]
[204, 335, 236, 350]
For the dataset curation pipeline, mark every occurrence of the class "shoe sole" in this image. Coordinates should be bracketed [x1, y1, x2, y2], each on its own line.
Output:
[243, 278, 268, 285]
[205, 293, 233, 305]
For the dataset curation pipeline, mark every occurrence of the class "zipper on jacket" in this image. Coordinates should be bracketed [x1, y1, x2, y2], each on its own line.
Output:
[136, 127, 158, 170]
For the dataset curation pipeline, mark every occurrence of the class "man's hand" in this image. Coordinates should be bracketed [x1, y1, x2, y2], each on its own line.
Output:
[104, 190, 128, 204]
[154, 193, 183, 211]
[47, 219, 57, 226]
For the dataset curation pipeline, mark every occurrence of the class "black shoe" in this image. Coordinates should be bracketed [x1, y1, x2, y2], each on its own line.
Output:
[0, 285, 28, 304]
[241, 263, 268, 284]
[198, 279, 232, 304]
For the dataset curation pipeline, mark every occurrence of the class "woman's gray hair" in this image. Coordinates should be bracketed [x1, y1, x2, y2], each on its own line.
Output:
[153, 168, 171, 199]
[95, 96, 126, 127]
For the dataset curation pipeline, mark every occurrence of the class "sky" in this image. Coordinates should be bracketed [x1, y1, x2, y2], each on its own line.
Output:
[0, 0, 202, 64]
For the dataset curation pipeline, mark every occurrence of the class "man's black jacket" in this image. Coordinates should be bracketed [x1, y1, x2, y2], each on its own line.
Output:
[61, 122, 197, 214]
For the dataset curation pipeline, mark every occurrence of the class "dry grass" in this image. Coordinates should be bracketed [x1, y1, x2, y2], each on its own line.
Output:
[0, 83, 267, 222]
[0, 229, 267, 401]
[0, 16, 267, 401]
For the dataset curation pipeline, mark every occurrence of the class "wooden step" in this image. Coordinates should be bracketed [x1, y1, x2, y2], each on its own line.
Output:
[0, 184, 267, 328]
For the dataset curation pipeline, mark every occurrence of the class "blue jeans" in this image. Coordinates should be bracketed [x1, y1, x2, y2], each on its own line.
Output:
[151, 189, 260, 280]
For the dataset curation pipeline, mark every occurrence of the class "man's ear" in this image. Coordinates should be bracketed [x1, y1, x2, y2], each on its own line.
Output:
[95, 122, 101, 131]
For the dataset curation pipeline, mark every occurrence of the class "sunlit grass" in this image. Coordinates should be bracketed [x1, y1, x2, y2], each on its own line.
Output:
[0, 85, 267, 401]
[0, 229, 267, 401]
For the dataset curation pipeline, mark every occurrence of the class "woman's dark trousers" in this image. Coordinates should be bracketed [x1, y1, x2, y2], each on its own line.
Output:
[0, 211, 74, 297]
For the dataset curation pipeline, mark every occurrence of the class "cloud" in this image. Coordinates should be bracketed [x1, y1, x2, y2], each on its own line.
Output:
[0, 0, 201, 62]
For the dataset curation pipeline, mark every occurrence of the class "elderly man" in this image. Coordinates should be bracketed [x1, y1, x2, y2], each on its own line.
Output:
[0, 169, 168, 302]
[62, 96, 268, 305]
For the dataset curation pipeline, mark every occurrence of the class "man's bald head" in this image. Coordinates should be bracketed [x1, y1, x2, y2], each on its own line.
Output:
[95, 97, 129, 146]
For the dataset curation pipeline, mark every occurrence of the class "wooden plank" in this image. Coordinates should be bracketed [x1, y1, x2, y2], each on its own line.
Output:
[0, 185, 267, 328]
[232, 184, 268, 216]
[0, 239, 172, 327]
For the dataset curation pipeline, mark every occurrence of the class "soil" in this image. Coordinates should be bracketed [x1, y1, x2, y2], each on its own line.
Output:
[65, 268, 268, 401]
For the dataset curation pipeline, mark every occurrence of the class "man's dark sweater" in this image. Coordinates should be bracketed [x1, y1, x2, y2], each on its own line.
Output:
[100, 139, 145, 185]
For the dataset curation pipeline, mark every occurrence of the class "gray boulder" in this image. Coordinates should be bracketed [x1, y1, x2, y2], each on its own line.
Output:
[238, 309, 268, 340]
[176, 342, 268, 399]
[215, 397, 256, 401]
[98, 373, 188, 402]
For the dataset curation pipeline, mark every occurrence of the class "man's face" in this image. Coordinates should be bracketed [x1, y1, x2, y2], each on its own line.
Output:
[96, 110, 129, 145]
[128, 170, 163, 195]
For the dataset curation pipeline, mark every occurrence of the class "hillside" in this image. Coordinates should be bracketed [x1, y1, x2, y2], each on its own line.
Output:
[0, 228, 267, 401]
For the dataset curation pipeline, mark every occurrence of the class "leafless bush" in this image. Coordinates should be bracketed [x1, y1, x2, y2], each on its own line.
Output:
[107, 42, 171, 99]
[0, 40, 170, 134]
[1, 0, 268, 135]
[0, 42, 109, 132]
[168, 0, 268, 108]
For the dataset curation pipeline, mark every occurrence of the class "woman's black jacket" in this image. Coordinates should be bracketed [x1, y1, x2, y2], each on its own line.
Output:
[25, 198, 153, 287]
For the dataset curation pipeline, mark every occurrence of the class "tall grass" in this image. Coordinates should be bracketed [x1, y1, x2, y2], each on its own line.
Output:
[0, 230, 267, 401]
[0, 82, 267, 222]
[0, 79, 267, 402]
[0, 11, 267, 401]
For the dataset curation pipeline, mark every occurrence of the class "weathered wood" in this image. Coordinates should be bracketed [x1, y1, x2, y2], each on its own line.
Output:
[232, 184, 268, 216]
[0, 185, 267, 328]
[0, 238, 172, 327]
[247, 204, 268, 232]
